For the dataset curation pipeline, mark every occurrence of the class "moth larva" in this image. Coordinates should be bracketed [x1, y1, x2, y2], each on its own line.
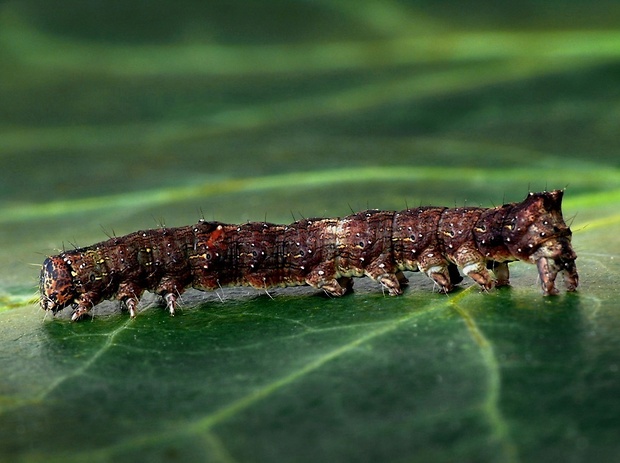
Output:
[40, 190, 578, 321]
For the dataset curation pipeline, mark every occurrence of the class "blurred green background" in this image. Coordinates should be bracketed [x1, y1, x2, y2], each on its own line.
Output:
[1, 1, 619, 462]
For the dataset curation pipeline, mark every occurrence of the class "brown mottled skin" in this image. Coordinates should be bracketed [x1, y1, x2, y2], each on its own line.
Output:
[40, 190, 578, 321]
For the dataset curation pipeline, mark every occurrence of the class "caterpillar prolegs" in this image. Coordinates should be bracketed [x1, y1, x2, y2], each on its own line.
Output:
[40, 190, 578, 321]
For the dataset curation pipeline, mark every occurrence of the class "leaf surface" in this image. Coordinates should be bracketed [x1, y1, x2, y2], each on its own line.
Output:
[1, 2, 619, 462]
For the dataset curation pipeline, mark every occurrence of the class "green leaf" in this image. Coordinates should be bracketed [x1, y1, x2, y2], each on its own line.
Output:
[1, 2, 620, 462]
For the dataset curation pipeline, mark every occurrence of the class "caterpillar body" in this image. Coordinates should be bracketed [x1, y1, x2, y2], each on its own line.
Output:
[40, 190, 578, 321]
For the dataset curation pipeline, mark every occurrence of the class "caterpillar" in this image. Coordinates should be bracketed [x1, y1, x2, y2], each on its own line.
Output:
[40, 190, 578, 321]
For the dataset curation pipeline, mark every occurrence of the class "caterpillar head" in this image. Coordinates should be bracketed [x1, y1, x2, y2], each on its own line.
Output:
[504, 190, 578, 293]
[39, 256, 77, 313]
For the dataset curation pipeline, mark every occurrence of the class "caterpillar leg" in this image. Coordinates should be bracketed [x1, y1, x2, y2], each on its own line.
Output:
[117, 282, 144, 318]
[561, 259, 579, 292]
[462, 261, 494, 291]
[536, 257, 560, 296]
[372, 273, 402, 295]
[156, 279, 185, 316]
[123, 297, 140, 318]
[316, 278, 348, 297]
[164, 293, 178, 316]
[417, 252, 454, 292]
[489, 261, 510, 287]
[71, 305, 91, 321]
[366, 261, 403, 296]
[306, 262, 349, 296]
[71, 293, 97, 321]
[425, 265, 453, 293]
[535, 239, 578, 294]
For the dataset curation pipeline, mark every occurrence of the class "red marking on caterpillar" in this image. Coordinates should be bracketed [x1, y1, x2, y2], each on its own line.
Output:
[39, 190, 578, 321]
